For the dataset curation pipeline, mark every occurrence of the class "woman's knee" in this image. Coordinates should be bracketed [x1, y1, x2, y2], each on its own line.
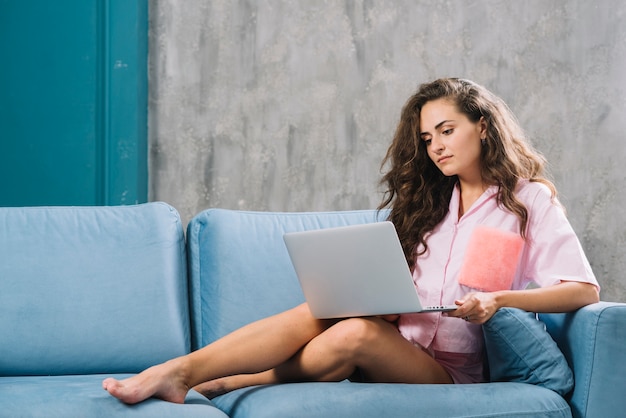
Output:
[326, 317, 390, 355]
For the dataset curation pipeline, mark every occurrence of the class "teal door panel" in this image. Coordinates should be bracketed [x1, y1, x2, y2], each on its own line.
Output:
[0, 0, 147, 206]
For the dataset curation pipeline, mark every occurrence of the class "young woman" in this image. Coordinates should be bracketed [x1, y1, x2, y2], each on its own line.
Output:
[103, 78, 599, 404]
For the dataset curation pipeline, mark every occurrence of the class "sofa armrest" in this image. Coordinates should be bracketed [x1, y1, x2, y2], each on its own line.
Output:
[540, 302, 626, 418]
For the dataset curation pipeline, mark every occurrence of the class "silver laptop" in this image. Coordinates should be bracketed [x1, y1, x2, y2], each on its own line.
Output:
[283, 221, 457, 319]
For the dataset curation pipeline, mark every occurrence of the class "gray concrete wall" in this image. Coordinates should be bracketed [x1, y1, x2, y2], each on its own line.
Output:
[148, 0, 626, 302]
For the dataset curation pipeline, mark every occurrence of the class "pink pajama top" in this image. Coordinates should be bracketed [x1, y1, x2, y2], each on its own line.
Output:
[397, 180, 598, 381]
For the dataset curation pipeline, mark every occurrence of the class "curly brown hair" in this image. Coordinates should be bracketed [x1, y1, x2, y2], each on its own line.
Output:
[378, 78, 556, 271]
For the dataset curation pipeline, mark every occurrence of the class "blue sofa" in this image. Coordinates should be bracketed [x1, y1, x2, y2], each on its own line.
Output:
[1, 203, 624, 417]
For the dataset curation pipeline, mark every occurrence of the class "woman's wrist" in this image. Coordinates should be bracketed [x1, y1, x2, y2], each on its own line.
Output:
[492, 290, 508, 311]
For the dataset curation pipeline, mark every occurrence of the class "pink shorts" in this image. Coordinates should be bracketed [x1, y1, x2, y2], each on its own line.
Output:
[429, 349, 486, 384]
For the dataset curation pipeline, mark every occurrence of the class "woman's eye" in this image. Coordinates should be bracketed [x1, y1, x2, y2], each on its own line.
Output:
[442, 128, 453, 135]
[423, 139, 432, 146]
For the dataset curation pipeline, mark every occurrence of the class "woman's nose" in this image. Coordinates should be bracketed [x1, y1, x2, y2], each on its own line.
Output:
[431, 136, 445, 152]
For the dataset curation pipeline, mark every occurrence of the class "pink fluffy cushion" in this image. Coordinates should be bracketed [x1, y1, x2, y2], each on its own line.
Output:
[458, 225, 524, 292]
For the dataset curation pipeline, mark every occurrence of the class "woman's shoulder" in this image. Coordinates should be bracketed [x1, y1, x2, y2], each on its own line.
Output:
[515, 179, 554, 201]
[515, 179, 562, 215]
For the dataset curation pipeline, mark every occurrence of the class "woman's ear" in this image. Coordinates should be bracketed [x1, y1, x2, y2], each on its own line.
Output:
[479, 116, 488, 138]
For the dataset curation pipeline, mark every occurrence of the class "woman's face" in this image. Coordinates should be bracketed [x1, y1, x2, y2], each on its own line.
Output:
[419, 98, 486, 181]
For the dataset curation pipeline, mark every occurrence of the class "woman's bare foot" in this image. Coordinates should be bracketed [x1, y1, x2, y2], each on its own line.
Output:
[102, 358, 191, 404]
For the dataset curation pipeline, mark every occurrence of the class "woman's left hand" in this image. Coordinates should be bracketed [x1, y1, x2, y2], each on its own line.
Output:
[447, 292, 500, 325]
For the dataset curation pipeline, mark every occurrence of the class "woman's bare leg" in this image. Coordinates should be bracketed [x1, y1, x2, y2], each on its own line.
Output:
[265, 316, 452, 384]
[102, 303, 333, 404]
[193, 372, 278, 399]
[194, 316, 452, 399]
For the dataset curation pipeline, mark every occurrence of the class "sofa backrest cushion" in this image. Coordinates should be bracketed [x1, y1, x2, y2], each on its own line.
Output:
[0, 203, 190, 376]
[186, 209, 388, 350]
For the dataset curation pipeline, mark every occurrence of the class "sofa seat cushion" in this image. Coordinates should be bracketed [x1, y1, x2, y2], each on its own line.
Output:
[212, 381, 572, 418]
[0, 374, 227, 418]
[483, 308, 573, 396]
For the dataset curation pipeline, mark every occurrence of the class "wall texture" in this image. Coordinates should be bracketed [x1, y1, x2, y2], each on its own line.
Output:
[148, 0, 626, 302]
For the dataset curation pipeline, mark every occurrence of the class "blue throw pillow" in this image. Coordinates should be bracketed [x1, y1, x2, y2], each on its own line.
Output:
[482, 307, 573, 396]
